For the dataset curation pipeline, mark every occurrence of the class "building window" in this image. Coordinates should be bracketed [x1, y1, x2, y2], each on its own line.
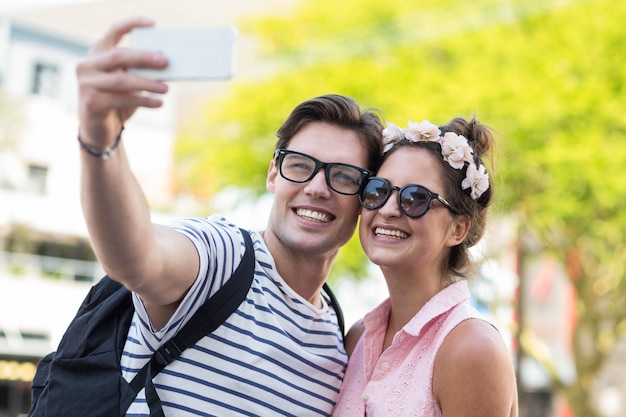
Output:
[27, 164, 48, 194]
[31, 62, 59, 98]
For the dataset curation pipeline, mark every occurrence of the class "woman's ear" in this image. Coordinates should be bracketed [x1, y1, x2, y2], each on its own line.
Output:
[267, 159, 278, 193]
[447, 215, 471, 247]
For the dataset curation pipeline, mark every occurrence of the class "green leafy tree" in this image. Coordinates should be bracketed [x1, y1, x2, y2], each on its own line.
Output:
[175, 1, 626, 414]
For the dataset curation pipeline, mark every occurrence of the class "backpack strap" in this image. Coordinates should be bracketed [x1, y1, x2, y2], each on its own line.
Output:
[129, 228, 255, 417]
[322, 282, 345, 337]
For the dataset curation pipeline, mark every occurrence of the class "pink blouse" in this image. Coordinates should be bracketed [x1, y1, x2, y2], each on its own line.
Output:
[332, 281, 483, 417]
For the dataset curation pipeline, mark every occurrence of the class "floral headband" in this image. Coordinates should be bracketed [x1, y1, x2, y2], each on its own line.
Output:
[382, 120, 489, 200]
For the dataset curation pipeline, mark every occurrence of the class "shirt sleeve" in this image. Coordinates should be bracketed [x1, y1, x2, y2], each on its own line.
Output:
[131, 215, 246, 341]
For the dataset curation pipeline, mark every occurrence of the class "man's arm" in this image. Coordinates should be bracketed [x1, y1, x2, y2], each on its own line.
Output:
[76, 17, 200, 326]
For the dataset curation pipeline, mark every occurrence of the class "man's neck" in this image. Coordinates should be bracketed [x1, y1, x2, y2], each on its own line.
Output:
[260, 230, 336, 306]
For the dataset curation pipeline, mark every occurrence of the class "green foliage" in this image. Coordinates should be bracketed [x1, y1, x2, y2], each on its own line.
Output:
[175, 2, 626, 412]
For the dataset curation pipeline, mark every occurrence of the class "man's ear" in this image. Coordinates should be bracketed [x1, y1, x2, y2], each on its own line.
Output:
[447, 215, 471, 247]
[267, 159, 278, 193]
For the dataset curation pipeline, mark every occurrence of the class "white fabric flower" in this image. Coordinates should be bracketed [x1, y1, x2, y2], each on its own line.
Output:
[405, 120, 441, 142]
[383, 142, 395, 153]
[382, 122, 405, 146]
[381, 119, 490, 200]
[462, 163, 490, 199]
[440, 132, 473, 170]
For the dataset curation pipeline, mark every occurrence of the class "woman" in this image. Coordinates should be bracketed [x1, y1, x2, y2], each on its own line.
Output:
[333, 118, 518, 416]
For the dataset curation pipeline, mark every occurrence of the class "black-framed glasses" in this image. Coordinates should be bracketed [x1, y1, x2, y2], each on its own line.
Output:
[359, 177, 459, 218]
[274, 149, 371, 195]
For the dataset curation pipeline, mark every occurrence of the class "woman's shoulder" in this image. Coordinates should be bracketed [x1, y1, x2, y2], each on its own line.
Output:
[441, 318, 508, 362]
[433, 318, 518, 416]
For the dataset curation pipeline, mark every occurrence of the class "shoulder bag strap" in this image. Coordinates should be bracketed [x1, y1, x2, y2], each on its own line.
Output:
[127, 228, 255, 417]
[322, 282, 345, 338]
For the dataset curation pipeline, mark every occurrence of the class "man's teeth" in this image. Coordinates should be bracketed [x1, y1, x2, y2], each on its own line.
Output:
[297, 209, 330, 223]
[374, 227, 407, 239]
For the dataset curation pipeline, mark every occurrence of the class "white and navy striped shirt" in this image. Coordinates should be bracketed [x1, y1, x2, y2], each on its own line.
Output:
[120, 215, 347, 417]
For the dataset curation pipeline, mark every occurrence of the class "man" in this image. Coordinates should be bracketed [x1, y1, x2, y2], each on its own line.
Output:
[75, 17, 383, 416]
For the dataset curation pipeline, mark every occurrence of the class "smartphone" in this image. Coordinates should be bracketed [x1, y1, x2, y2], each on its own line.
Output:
[129, 26, 237, 81]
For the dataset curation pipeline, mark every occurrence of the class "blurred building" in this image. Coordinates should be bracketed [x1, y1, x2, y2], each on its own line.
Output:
[0, 1, 297, 415]
[0, 12, 180, 416]
[0, 16, 95, 416]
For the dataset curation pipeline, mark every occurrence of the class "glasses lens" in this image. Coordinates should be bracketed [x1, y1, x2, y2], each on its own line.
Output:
[360, 178, 390, 209]
[399, 185, 430, 217]
[328, 164, 366, 194]
[280, 152, 317, 182]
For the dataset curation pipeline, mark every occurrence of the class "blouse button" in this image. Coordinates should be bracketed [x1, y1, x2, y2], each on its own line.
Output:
[362, 394, 369, 403]
[381, 361, 390, 371]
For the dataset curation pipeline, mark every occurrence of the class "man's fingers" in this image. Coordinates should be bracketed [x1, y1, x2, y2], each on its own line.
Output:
[81, 48, 168, 79]
[79, 72, 167, 122]
[77, 16, 167, 143]
[107, 91, 164, 110]
[82, 69, 168, 95]
[90, 16, 155, 53]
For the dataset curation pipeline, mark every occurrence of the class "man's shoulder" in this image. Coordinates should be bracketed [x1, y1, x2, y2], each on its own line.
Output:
[168, 214, 241, 238]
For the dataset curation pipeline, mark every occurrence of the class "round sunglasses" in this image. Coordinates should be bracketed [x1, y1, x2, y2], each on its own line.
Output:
[359, 177, 459, 218]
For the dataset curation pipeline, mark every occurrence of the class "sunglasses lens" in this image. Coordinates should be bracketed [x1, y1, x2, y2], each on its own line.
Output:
[399, 186, 430, 217]
[360, 178, 389, 209]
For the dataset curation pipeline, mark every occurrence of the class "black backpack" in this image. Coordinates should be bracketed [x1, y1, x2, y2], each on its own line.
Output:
[27, 229, 344, 417]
